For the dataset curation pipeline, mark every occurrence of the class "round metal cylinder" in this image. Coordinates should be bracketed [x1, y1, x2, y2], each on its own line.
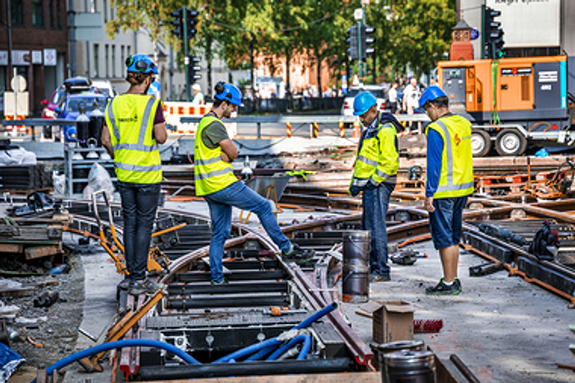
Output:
[342, 230, 370, 303]
[89, 109, 104, 146]
[382, 350, 436, 383]
[371, 340, 424, 371]
[76, 114, 90, 144]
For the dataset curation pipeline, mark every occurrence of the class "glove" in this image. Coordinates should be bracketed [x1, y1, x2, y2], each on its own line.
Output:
[349, 185, 362, 197]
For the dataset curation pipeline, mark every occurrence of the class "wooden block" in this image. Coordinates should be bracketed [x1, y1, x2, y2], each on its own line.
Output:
[0, 243, 24, 253]
[25, 243, 62, 260]
[0, 285, 36, 297]
[158, 372, 382, 383]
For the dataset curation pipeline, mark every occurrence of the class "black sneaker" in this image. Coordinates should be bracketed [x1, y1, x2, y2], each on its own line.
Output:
[211, 278, 228, 285]
[283, 244, 315, 259]
[128, 278, 165, 296]
[425, 278, 462, 295]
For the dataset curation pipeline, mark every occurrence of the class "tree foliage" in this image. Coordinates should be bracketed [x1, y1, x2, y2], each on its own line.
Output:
[107, 0, 456, 84]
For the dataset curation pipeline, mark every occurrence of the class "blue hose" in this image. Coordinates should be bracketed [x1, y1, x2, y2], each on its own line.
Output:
[214, 302, 338, 364]
[245, 345, 277, 361]
[30, 339, 200, 383]
[266, 334, 311, 361]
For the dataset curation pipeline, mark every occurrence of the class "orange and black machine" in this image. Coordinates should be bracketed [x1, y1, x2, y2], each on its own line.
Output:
[437, 56, 575, 156]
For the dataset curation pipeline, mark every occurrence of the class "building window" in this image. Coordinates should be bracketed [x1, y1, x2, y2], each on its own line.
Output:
[89, 0, 97, 12]
[56, 0, 61, 28]
[103, 0, 108, 22]
[105, 44, 109, 77]
[11, 0, 24, 25]
[112, 45, 116, 77]
[32, 0, 44, 26]
[49, 0, 54, 27]
[121, 46, 125, 68]
[127, 46, 131, 59]
[94, 44, 100, 78]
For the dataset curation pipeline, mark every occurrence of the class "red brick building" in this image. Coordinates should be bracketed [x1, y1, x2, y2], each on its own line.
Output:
[0, 0, 69, 115]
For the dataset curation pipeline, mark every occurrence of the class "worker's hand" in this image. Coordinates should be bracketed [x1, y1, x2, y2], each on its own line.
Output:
[424, 197, 435, 213]
[220, 152, 230, 163]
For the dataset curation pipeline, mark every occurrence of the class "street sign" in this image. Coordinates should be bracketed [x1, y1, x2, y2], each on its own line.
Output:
[11, 75, 27, 92]
[470, 28, 479, 40]
[354, 8, 363, 21]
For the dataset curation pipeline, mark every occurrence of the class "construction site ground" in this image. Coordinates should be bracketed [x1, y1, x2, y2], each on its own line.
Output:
[5, 198, 575, 383]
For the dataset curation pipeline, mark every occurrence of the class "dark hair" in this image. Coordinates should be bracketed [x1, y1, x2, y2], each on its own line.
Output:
[431, 96, 449, 108]
[126, 72, 150, 85]
[213, 98, 226, 108]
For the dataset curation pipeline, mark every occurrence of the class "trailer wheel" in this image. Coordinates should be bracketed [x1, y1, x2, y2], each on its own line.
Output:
[495, 129, 527, 156]
[471, 130, 492, 157]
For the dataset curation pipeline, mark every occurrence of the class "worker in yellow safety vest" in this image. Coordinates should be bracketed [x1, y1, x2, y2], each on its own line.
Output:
[102, 54, 168, 296]
[419, 85, 474, 295]
[349, 91, 402, 282]
[194, 82, 309, 285]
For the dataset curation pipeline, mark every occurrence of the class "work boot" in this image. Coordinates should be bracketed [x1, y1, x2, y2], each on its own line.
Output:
[370, 274, 391, 283]
[128, 278, 165, 296]
[425, 278, 462, 295]
[283, 243, 315, 260]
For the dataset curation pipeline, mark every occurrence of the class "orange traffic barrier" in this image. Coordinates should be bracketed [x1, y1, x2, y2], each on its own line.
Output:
[286, 122, 292, 138]
[339, 121, 345, 138]
[352, 121, 361, 138]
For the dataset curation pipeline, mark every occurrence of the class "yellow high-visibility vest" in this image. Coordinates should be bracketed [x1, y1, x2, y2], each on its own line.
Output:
[350, 121, 399, 190]
[425, 114, 474, 199]
[104, 94, 162, 184]
[194, 115, 238, 196]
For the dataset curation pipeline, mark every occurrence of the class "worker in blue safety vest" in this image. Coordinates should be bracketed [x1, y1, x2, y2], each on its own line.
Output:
[194, 82, 309, 285]
[102, 54, 168, 296]
[419, 85, 474, 295]
[349, 92, 402, 282]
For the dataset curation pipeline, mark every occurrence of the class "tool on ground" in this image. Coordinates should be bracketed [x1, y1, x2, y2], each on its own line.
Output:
[78, 289, 165, 372]
[13, 192, 57, 216]
[391, 249, 419, 266]
[264, 307, 308, 316]
[92, 190, 185, 277]
[528, 220, 559, 261]
[477, 223, 528, 246]
[469, 261, 505, 277]
[525, 158, 575, 200]
[33, 291, 59, 308]
[414, 319, 443, 333]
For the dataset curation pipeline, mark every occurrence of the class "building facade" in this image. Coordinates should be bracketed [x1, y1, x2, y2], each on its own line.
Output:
[0, 0, 68, 115]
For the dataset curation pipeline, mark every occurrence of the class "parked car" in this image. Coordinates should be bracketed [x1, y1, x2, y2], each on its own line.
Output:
[341, 85, 387, 118]
[91, 79, 117, 98]
[41, 77, 93, 119]
[55, 93, 108, 141]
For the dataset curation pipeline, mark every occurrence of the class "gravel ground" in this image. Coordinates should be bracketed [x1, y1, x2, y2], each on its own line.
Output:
[1, 253, 85, 370]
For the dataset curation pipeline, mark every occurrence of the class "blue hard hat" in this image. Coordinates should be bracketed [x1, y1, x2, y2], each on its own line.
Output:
[214, 82, 244, 107]
[125, 54, 158, 75]
[418, 85, 447, 108]
[353, 91, 377, 116]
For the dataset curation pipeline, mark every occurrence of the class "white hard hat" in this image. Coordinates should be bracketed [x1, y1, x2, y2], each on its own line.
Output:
[192, 83, 201, 91]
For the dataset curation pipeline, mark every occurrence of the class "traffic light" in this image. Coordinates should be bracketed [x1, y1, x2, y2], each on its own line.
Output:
[187, 55, 202, 82]
[361, 25, 375, 60]
[171, 8, 183, 40]
[346, 24, 359, 60]
[186, 8, 199, 39]
[484, 6, 504, 59]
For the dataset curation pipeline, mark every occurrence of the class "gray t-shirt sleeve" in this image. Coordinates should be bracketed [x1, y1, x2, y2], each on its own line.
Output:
[201, 120, 230, 150]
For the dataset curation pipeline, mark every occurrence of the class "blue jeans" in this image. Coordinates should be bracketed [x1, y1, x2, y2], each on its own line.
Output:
[204, 181, 292, 282]
[117, 181, 161, 281]
[429, 196, 468, 250]
[362, 183, 395, 277]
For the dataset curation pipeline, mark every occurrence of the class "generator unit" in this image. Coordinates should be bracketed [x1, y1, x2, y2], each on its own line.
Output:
[438, 56, 575, 157]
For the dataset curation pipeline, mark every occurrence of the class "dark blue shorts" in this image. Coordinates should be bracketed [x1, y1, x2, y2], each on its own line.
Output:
[429, 196, 468, 250]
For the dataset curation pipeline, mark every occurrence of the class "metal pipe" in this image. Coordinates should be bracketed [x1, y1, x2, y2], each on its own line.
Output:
[449, 354, 481, 383]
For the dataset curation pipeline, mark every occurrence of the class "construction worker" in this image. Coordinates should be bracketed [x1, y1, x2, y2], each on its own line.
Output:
[102, 54, 168, 296]
[195, 82, 308, 284]
[419, 85, 474, 295]
[349, 92, 401, 282]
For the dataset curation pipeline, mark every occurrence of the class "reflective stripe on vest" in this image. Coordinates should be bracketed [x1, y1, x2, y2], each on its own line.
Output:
[105, 95, 162, 183]
[428, 117, 474, 198]
[350, 122, 399, 191]
[194, 115, 238, 196]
